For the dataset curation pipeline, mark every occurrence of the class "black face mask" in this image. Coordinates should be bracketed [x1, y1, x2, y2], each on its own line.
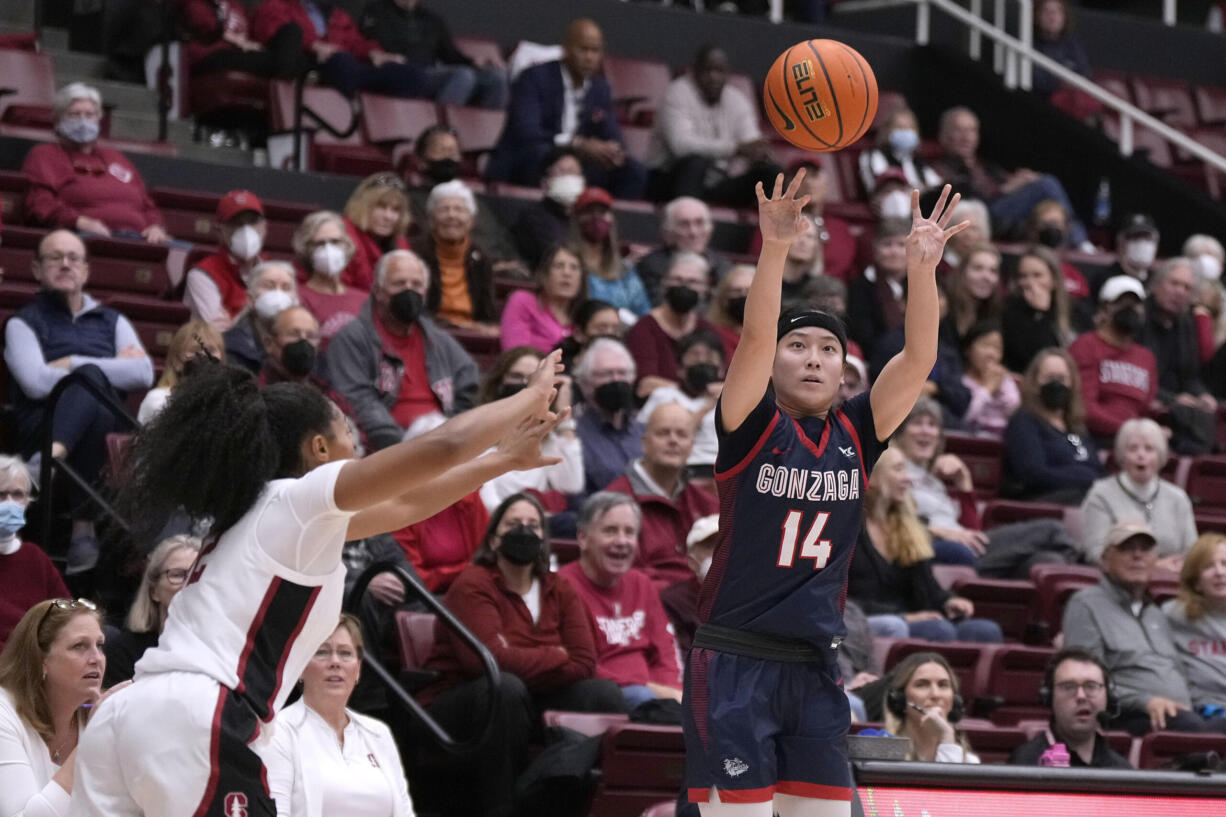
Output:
[497, 382, 526, 400]
[726, 295, 747, 323]
[1036, 226, 1066, 249]
[498, 524, 543, 566]
[1038, 380, 1072, 410]
[281, 339, 317, 377]
[593, 380, 635, 413]
[684, 363, 721, 394]
[1111, 306, 1143, 338]
[424, 158, 460, 185]
[664, 285, 700, 314]
[389, 289, 423, 325]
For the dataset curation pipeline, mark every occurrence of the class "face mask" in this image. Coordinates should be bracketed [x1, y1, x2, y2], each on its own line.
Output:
[424, 158, 460, 186]
[57, 115, 99, 144]
[547, 173, 585, 207]
[311, 243, 348, 278]
[498, 524, 543, 566]
[1038, 380, 1072, 411]
[684, 362, 721, 394]
[593, 380, 635, 414]
[389, 289, 423, 325]
[697, 555, 712, 582]
[281, 339, 317, 377]
[253, 289, 294, 320]
[227, 224, 263, 261]
[1036, 226, 1065, 249]
[497, 382, 526, 400]
[1111, 306, 1143, 338]
[0, 500, 25, 537]
[579, 216, 611, 243]
[664, 285, 700, 314]
[879, 189, 911, 220]
[1124, 238, 1157, 268]
[1195, 254, 1223, 281]
[726, 295, 747, 323]
[888, 128, 919, 156]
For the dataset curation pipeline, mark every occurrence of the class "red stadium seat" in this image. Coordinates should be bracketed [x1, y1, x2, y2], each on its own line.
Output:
[541, 710, 628, 737]
[590, 723, 686, 817]
[1185, 456, 1226, 519]
[932, 564, 977, 590]
[1136, 731, 1226, 770]
[104, 432, 134, 485]
[551, 538, 580, 565]
[130, 320, 179, 364]
[980, 499, 1065, 529]
[977, 645, 1055, 725]
[361, 94, 439, 146]
[1194, 84, 1226, 127]
[602, 56, 672, 126]
[958, 724, 1029, 764]
[1130, 76, 1197, 129]
[1092, 71, 1133, 106]
[0, 170, 27, 222]
[453, 36, 506, 67]
[0, 49, 56, 126]
[951, 577, 1040, 643]
[641, 802, 676, 817]
[442, 105, 507, 176]
[187, 71, 268, 121]
[1101, 115, 1173, 168]
[393, 610, 438, 670]
[943, 432, 1003, 499]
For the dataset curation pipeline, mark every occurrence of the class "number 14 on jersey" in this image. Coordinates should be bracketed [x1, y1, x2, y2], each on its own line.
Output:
[776, 510, 832, 569]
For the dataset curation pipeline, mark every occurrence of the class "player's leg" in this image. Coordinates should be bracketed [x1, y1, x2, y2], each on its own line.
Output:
[773, 792, 852, 817]
[698, 790, 775, 817]
[773, 662, 854, 817]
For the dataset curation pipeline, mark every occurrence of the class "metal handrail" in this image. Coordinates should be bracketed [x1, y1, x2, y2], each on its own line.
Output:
[38, 370, 138, 548]
[835, 0, 1226, 173]
[345, 561, 501, 756]
[290, 71, 362, 171]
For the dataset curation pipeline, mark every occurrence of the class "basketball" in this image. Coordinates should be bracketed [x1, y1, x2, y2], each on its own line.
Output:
[763, 39, 879, 152]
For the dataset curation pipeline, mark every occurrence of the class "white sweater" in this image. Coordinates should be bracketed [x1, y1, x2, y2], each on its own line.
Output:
[0, 687, 71, 817]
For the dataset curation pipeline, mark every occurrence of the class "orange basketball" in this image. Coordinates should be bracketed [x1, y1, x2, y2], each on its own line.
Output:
[763, 39, 878, 152]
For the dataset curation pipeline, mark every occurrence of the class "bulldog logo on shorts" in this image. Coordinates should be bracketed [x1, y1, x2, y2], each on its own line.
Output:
[722, 757, 749, 778]
[223, 792, 248, 817]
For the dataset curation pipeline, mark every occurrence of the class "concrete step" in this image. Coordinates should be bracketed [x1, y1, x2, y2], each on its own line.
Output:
[43, 47, 108, 80]
[40, 27, 69, 51]
[0, 0, 34, 29]
[109, 109, 194, 144]
[175, 141, 257, 167]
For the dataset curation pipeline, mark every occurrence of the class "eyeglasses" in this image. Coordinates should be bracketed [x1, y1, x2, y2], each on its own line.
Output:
[160, 568, 190, 586]
[312, 646, 360, 663]
[1053, 680, 1106, 696]
[38, 598, 98, 632]
[368, 172, 407, 192]
[0, 489, 29, 501]
[39, 253, 87, 266]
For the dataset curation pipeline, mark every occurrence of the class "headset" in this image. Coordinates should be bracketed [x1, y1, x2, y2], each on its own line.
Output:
[885, 652, 965, 723]
[1037, 648, 1119, 718]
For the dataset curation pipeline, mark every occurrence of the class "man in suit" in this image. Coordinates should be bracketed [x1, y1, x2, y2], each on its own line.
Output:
[486, 19, 646, 199]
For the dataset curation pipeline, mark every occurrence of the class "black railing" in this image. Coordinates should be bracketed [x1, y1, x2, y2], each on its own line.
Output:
[290, 70, 361, 171]
[38, 370, 138, 548]
[154, 0, 175, 143]
[345, 561, 500, 756]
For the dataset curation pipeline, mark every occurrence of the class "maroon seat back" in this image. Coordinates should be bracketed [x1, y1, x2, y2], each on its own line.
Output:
[394, 610, 438, 669]
[1137, 731, 1226, 770]
[0, 49, 56, 123]
[590, 723, 686, 817]
[981, 645, 1055, 725]
[360, 94, 439, 145]
[951, 577, 1039, 643]
[602, 56, 672, 126]
[943, 432, 1003, 499]
[541, 710, 628, 737]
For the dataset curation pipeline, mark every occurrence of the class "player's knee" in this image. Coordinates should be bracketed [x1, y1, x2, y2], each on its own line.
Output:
[774, 792, 852, 817]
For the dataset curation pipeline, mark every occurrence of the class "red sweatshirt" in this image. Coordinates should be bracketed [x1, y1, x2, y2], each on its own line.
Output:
[393, 490, 488, 592]
[0, 541, 69, 649]
[419, 563, 598, 705]
[250, 0, 377, 60]
[606, 468, 718, 589]
[180, 0, 253, 68]
[22, 143, 164, 233]
[344, 217, 409, 294]
[558, 562, 682, 688]
[1069, 330, 1158, 438]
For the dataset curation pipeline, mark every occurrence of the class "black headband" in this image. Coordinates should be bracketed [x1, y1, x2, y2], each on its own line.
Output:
[777, 309, 848, 358]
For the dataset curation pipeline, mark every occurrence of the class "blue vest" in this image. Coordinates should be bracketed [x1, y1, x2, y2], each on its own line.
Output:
[14, 290, 119, 405]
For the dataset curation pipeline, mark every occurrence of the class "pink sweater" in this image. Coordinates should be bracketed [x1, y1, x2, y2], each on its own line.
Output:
[499, 289, 570, 353]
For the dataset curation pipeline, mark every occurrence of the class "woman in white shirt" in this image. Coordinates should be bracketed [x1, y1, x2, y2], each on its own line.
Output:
[0, 598, 124, 817]
[883, 651, 980, 764]
[266, 614, 413, 817]
[136, 319, 224, 424]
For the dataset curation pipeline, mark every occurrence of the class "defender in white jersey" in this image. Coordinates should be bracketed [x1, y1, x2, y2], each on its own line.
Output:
[71, 353, 565, 817]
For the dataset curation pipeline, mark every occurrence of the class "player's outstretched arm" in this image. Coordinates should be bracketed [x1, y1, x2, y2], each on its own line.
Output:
[333, 351, 562, 512]
[870, 185, 969, 439]
[720, 171, 811, 432]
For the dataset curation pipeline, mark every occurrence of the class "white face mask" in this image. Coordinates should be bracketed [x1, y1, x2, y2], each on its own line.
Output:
[1124, 238, 1157, 268]
[311, 243, 348, 278]
[227, 224, 263, 261]
[546, 174, 585, 207]
[1195, 253, 1223, 281]
[253, 288, 294, 320]
[879, 189, 911, 220]
[697, 556, 712, 582]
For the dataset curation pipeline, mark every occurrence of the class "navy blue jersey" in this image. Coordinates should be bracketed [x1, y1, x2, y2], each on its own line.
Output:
[698, 390, 883, 648]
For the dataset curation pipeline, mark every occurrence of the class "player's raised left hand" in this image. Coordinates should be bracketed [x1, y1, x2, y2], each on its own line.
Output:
[756, 171, 811, 244]
[906, 184, 969, 271]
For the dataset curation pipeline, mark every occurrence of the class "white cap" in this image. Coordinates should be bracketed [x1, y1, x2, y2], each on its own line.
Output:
[1098, 275, 1146, 304]
[686, 514, 720, 549]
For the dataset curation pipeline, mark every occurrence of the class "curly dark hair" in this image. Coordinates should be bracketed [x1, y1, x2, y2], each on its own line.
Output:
[116, 359, 337, 543]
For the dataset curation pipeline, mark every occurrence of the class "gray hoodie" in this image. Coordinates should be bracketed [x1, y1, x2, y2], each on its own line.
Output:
[1163, 598, 1226, 710]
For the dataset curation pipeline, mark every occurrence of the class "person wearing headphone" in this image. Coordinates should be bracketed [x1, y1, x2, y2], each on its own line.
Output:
[883, 652, 979, 763]
[1009, 648, 1133, 768]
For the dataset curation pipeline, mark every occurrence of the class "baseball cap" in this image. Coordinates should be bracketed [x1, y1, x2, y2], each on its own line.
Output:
[686, 515, 720, 549]
[216, 190, 264, 222]
[574, 187, 613, 211]
[1104, 520, 1157, 550]
[874, 168, 908, 188]
[1098, 275, 1146, 304]
[1118, 213, 1158, 238]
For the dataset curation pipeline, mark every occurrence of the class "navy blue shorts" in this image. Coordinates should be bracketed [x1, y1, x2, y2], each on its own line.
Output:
[683, 647, 852, 804]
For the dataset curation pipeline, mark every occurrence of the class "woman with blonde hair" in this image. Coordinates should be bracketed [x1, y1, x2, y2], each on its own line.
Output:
[944, 243, 1002, 344]
[848, 448, 1002, 643]
[1164, 533, 1226, 713]
[0, 598, 121, 816]
[882, 651, 980, 763]
[1002, 245, 1071, 373]
[294, 210, 369, 349]
[137, 320, 224, 424]
[103, 535, 203, 686]
[342, 172, 412, 292]
[706, 263, 753, 347]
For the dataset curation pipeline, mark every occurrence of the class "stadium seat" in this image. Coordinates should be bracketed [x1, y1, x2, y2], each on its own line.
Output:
[1129, 76, 1197, 129]
[950, 577, 1040, 643]
[980, 499, 1065, 529]
[83, 239, 173, 298]
[1136, 731, 1226, 770]
[602, 56, 672, 126]
[1148, 576, 1179, 604]
[541, 710, 629, 737]
[958, 724, 1029, 763]
[268, 80, 389, 175]
[932, 564, 977, 590]
[620, 125, 653, 164]
[1194, 84, 1226, 127]
[361, 94, 439, 147]
[0, 170, 27, 222]
[1185, 456, 1226, 520]
[640, 802, 676, 817]
[453, 36, 506, 66]
[0, 49, 56, 127]
[590, 723, 686, 817]
[104, 432, 134, 485]
[393, 610, 441, 689]
[1092, 71, 1133, 106]
[442, 105, 508, 176]
[188, 71, 268, 122]
[943, 432, 1003, 499]
[977, 644, 1055, 725]
[551, 538, 580, 565]
[1101, 114, 1173, 169]
[1034, 575, 1099, 635]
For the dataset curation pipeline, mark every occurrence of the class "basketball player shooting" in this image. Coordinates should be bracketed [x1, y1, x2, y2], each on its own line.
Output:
[682, 172, 967, 817]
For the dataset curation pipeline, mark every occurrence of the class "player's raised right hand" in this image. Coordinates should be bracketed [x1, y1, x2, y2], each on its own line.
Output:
[756, 171, 811, 245]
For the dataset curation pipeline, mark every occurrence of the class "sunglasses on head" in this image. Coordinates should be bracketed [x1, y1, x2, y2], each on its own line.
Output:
[38, 598, 98, 631]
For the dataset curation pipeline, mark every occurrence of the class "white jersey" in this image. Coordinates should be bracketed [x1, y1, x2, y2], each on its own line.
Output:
[136, 459, 355, 724]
